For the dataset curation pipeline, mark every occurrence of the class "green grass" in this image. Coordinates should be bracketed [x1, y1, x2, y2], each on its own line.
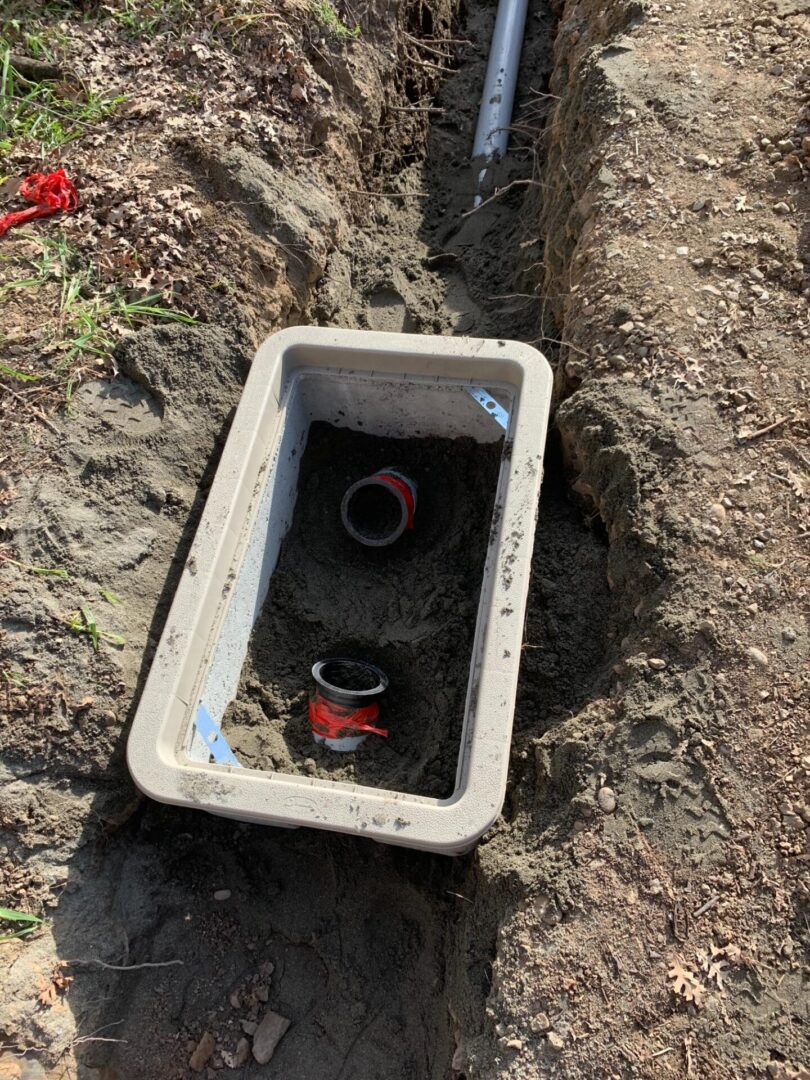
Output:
[0, 45, 126, 156]
[67, 606, 125, 651]
[1, 555, 69, 578]
[0, 362, 40, 381]
[0, 233, 75, 301]
[1, 233, 197, 392]
[311, 0, 360, 40]
[0, 907, 43, 943]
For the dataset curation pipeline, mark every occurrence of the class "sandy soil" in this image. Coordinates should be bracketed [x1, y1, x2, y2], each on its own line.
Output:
[1, 0, 808, 1077]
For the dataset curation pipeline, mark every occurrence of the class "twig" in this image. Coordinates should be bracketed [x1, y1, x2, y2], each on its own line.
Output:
[402, 32, 455, 60]
[406, 52, 454, 73]
[388, 104, 445, 113]
[445, 890, 473, 904]
[693, 894, 719, 918]
[343, 189, 429, 198]
[63, 958, 184, 970]
[1, 383, 60, 434]
[651, 1047, 675, 1059]
[737, 415, 791, 443]
[9, 55, 67, 82]
[528, 334, 591, 359]
[72, 1036, 127, 1045]
[460, 179, 542, 217]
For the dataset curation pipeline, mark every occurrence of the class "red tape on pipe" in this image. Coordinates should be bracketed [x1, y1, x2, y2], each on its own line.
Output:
[309, 694, 388, 739]
[0, 169, 79, 238]
[376, 473, 415, 529]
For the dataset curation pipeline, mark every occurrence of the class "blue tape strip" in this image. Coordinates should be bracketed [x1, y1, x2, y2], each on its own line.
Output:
[194, 704, 242, 768]
[467, 387, 509, 430]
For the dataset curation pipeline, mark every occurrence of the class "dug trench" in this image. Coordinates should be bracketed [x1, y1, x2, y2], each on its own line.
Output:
[6, 0, 805, 1075]
[0, 0, 613, 1073]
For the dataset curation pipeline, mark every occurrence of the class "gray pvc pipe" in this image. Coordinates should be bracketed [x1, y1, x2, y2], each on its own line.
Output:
[472, 0, 530, 203]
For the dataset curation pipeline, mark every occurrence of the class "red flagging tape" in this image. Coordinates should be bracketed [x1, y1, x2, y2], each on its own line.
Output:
[376, 472, 415, 529]
[0, 169, 79, 239]
[309, 693, 389, 740]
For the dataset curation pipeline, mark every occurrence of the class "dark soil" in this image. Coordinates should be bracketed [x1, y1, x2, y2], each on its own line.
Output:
[222, 422, 502, 798]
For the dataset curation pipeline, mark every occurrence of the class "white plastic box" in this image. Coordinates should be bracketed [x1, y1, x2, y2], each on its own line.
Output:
[127, 327, 552, 854]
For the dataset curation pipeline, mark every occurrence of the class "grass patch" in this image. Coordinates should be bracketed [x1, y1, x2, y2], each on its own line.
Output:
[311, 0, 360, 40]
[103, 0, 197, 39]
[0, 233, 197, 395]
[0, 907, 43, 943]
[0, 46, 126, 156]
[67, 606, 125, 651]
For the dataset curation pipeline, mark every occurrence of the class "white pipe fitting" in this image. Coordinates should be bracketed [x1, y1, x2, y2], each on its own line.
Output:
[472, 0, 530, 204]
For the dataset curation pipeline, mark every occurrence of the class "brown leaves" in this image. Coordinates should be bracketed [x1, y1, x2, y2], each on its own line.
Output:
[668, 942, 740, 1007]
[696, 942, 735, 990]
[667, 957, 705, 1007]
[37, 963, 73, 1007]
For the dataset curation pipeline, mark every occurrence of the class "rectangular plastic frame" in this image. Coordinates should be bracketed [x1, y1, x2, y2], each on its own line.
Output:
[127, 327, 552, 855]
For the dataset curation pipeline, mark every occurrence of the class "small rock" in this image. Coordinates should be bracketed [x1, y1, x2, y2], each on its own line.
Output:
[547, 1031, 565, 1051]
[303, 757, 317, 775]
[229, 990, 241, 1010]
[773, 201, 791, 214]
[782, 812, 806, 832]
[189, 1032, 215, 1073]
[255, 984, 270, 1003]
[234, 1038, 251, 1067]
[708, 502, 727, 522]
[240, 1021, 258, 1036]
[619, 321, 635, 334]
[213, 889, 231, 901]
[252, 1010, 291, 1065]
[533, 1012, 551, 1032]
[647, 657, 666, 670]
[746, 646, 768, 667]
[597, 787, 617, 814]
[676, 245, 689, 256]
[782, 627, 797, 643]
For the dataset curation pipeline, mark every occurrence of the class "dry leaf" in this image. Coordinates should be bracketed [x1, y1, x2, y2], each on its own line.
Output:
[668, 957, 705, 1007]
[785, 470, 805, 499]
[767, 1064, 810, 1080]
[707, 960, 728, 989]
[37, 979, 59, 1007]
[37, 963, 73, 1007]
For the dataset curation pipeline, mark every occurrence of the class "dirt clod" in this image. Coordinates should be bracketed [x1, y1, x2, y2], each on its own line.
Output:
[251, 1010, 291, 1065]
[188, 1032, 215, 1073]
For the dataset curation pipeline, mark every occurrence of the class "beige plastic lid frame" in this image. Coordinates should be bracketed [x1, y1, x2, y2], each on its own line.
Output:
[127, 327, 552, 855]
